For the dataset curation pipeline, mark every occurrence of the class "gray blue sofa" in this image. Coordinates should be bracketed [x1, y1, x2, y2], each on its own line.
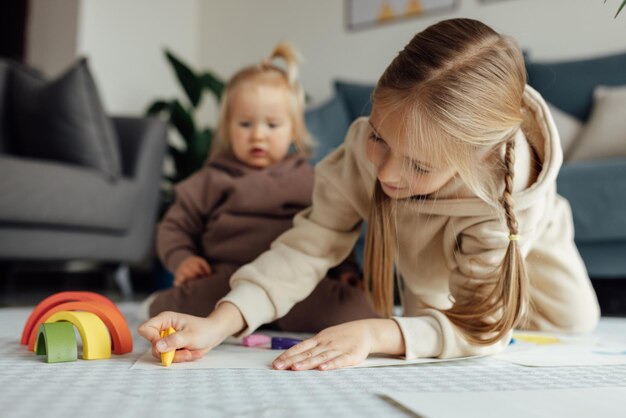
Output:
[304, 51, 626, 279]
[0, 58, 167, 296]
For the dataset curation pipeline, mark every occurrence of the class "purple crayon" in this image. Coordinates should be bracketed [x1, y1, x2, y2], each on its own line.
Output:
[271, 337, 302, 350]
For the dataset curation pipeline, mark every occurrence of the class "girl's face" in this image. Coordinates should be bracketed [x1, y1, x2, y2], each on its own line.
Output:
[366, 107, 458, 199]
[228, 82, 294, 168]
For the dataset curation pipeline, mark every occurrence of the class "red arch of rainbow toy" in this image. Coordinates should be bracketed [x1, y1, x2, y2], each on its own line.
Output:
[21, 291, 131, 354]
[26, 300, 132, 354]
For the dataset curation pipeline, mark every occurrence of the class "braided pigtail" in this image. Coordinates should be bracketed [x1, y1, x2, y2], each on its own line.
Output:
[441, 139, 529, 345]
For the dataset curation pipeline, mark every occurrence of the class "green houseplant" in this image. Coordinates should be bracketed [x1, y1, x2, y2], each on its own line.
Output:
[607, 0, 626, 17]
[146, 51, 226, 287]
[146, 50, 225, 185]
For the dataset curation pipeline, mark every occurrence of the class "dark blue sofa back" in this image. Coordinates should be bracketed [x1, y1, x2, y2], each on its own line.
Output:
[526, 51, 626, 121]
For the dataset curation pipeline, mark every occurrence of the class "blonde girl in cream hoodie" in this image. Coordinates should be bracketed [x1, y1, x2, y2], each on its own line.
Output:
[138, 18, 600, 369]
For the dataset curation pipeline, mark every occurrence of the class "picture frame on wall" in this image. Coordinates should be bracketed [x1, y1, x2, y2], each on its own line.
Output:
[346, 0, 458, 31]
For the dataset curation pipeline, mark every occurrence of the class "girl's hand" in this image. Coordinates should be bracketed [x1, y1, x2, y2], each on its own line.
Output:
[137, 303, 245, 363]
[174, 256, 212, 287]
[138, 311, 221, 362]
[272, 320, 376, 371]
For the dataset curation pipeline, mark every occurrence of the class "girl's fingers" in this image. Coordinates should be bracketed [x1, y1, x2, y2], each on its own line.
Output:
[138, 322, 161, 342]
[189, 348, 209, 361]
[148, 348, 208, 363]
[272, 338, 319, 369]
[274, 345, 327, 369]
[138, 312, 177, 342]
[172, 349, 194, 362]
[155, 330, 186, 353]
[291, 349, 343, 371]
[318, 353, 355, 371]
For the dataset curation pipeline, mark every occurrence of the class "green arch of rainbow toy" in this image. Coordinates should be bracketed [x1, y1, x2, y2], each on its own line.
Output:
[21, 291, 132, 354]
[42, 311, 112, 360]
[35, 322, 78, 363]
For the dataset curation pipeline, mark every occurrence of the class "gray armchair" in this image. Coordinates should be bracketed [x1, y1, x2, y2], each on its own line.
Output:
[0, 59, 167, 297]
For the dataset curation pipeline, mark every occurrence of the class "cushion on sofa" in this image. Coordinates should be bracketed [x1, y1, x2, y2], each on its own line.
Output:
[334, 80, 375, 121]
[567, 85, 626, 162]
[526, 51, 626, 121]
[546, 102, 583, 158]
[305, 96, 352, 165]
[0, 62, 10, 154]
[0, 59, 43, 153]
[10, 58, 122, 180]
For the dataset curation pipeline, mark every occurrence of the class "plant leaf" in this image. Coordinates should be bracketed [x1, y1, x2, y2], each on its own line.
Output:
[200, 72, 225, 100]
[146, 100, 171, 116]
[165, 49, 202, 107]
[169, 99, 196, 143]
[191, 128, 213, 165]
[167, 145, 183, 159]
[617, 0, 626, 17]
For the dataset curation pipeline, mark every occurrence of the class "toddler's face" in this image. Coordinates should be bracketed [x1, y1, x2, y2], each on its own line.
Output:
[228, 83, 294, 169]
[366, 107, 457, 200]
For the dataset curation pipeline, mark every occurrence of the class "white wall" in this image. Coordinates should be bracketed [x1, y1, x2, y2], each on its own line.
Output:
[26, 0, 626, 115]
[199, 0, 626, 105]
[26, 0, 80, 77]
[75, 0, 201, 115]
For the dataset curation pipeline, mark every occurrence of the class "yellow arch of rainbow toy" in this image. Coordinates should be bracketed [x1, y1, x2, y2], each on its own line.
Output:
[46, 311, 112, 360]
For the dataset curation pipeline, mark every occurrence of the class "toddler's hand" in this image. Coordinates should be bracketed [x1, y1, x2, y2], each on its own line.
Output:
[338, 271, 363, 289]
[174, 256, 212, 287]
[138, 311, 224, 363]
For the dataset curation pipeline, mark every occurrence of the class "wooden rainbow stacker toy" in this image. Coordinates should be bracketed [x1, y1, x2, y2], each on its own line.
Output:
[22, 291, 133, 363]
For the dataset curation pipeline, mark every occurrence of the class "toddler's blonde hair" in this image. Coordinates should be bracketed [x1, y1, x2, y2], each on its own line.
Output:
[210, 42, 313, 160]
[365, 18, 531, 345]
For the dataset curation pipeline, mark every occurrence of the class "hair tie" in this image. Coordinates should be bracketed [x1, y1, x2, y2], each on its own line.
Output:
[509, 234, 520, 241]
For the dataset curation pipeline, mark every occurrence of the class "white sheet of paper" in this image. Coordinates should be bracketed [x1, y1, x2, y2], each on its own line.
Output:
[493, 343, 626, 367]
[130, 342, 470, 370]
[381, 388, 626, 418]
[493, 331, 626, 367]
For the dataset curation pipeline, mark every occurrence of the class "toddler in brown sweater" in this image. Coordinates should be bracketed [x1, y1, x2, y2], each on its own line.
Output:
[148, 43, 376, 331]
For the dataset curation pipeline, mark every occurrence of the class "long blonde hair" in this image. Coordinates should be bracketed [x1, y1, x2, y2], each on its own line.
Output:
[210, 42, 313, 160]
[364, 18, 529, 345]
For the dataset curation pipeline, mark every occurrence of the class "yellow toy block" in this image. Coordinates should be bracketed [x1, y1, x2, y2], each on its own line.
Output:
[160, 327, 176, 367]
[46, 311, 111, 360]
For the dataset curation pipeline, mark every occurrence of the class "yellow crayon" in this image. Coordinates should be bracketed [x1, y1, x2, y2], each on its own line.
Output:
[513, 333, 560, 345]
[159, 327, 176, 367]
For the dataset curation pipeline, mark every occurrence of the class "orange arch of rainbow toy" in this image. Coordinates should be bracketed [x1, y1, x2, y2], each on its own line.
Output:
[26, 300, 133, 354]
[45, 311, 111, 360]
[21, 291, 121, 345]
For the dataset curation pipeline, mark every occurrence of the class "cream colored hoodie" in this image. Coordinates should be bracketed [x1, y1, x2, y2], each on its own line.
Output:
[220, 86, 600, 359]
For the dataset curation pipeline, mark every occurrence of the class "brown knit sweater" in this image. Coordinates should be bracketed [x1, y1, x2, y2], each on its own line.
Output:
[157, 154, 315, 272]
